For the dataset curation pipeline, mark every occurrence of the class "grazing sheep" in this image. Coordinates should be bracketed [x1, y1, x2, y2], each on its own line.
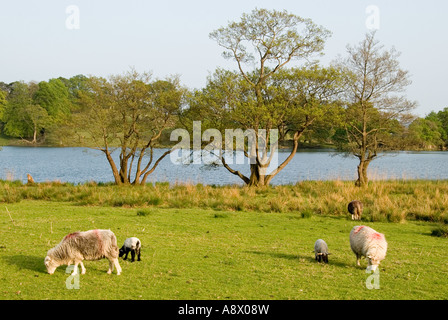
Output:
[119, 237, 141, 262]
[44, 229, 122, 275]
[349, 225, 387, 271]
[314, 239, 330, 263]
[348, 200, 363, 220]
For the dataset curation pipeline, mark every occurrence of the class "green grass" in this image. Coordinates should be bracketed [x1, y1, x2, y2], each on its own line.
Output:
[1, 200, 447, 300]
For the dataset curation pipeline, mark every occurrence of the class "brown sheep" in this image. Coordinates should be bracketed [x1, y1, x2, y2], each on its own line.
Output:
[348, 200, 363, 221]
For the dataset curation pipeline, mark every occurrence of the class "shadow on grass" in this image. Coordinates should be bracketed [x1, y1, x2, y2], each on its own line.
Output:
[246, 250, 349, 268]
[1, 255, 46, 273]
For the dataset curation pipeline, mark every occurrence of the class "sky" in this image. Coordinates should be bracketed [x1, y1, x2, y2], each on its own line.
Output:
[0, 0, 447, 117]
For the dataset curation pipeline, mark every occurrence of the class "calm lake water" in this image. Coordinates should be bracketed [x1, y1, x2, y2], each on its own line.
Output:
[0, 146, 447, 185]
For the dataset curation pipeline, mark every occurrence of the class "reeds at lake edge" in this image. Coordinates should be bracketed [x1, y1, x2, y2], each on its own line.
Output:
[1, 179, 447, 224]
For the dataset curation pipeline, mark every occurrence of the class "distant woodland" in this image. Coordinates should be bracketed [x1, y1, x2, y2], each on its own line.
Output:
[1, 72, 446, 151]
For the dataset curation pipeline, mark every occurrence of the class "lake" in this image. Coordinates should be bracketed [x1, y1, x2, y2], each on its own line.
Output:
[0, 146, 447, 185]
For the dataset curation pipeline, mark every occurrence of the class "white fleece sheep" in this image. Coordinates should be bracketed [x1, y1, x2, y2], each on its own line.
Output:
[314, 239, 330, 263]
[44, 229, 122, 275]
[349, 225, 387, 271]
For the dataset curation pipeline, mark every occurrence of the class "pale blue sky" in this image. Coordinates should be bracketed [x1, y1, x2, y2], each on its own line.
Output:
[1, 0, 447, 116]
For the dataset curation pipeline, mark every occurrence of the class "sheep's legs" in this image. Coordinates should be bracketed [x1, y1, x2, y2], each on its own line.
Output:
[123, 248, 130, 260]
[107, 259, 114, 274]
[71, 262, 79, 276]
[80, 261, 86, 274]
[72, 261, 86, 275]
[108, 258, 122, 275]
[131, 250, 135, 262]
[114, 258, 122, 275]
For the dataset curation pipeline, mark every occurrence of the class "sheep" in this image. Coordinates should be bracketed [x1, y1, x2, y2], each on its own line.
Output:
[348, 200, 363, 221]
[349, 225, 387, 271]
[27, 174, 35, 185]
[119, 237, 141, 262]
[44, 229, 122, 276]
[313, 239, 330, 263]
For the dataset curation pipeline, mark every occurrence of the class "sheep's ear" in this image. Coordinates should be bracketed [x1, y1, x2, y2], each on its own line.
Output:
[327, 253, 332, 255]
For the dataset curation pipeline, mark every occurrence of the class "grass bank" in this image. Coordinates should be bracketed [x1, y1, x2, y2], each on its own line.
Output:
[0, 201, 447, 300]
[1, 179, 448, 224]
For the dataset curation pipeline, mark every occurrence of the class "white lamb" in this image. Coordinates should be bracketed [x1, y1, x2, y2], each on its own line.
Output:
[44, 229, 122, 275]
[349, 225, 387, 271]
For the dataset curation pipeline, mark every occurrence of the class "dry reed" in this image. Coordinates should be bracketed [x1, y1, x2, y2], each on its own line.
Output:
[1, 179, 447, 223]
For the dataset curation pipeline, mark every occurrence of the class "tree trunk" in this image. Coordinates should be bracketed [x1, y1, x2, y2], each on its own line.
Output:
[248, 163, 267, 187]
[222, 129, 305, 187]
[355, 159, 370, 187]
[119, 153, 130, 184]
[32, 126, 38, 144]
[103, 150, 122, 185]
[263, 130, 304, 186]
[139, 149, 173, 185]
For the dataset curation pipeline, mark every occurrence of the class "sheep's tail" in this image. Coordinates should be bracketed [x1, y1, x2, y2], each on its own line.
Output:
[136, 240, 141, 249]
[110, 232, 118, 249]
[108, 231, 119, 258]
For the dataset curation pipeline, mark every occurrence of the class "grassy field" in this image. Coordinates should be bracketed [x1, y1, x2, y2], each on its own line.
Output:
[0, 191, 447, 300]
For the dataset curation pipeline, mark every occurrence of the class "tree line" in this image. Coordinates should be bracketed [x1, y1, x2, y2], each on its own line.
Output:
[0, 8, 447, 187]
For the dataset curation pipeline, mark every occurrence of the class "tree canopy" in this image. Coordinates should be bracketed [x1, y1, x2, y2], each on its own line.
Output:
[204, 8, 337, 186]
[71, 69, 184, 185]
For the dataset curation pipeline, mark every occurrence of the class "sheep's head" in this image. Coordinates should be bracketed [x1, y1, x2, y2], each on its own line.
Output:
[367, 244, 386, 270]
[44, 255, 59, 274]
[367, 254, 383, 271]
[118, 246, 126, 258]
[316, 252, 330, 263]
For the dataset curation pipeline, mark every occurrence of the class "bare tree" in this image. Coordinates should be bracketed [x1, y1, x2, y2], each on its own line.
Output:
[338, 32, 416, 186]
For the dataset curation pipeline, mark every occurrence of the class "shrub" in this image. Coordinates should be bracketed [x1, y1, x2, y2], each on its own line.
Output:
[136, 209, 152, 216]
[301, 209, 313, 219]
[431, 225, 448, 238]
